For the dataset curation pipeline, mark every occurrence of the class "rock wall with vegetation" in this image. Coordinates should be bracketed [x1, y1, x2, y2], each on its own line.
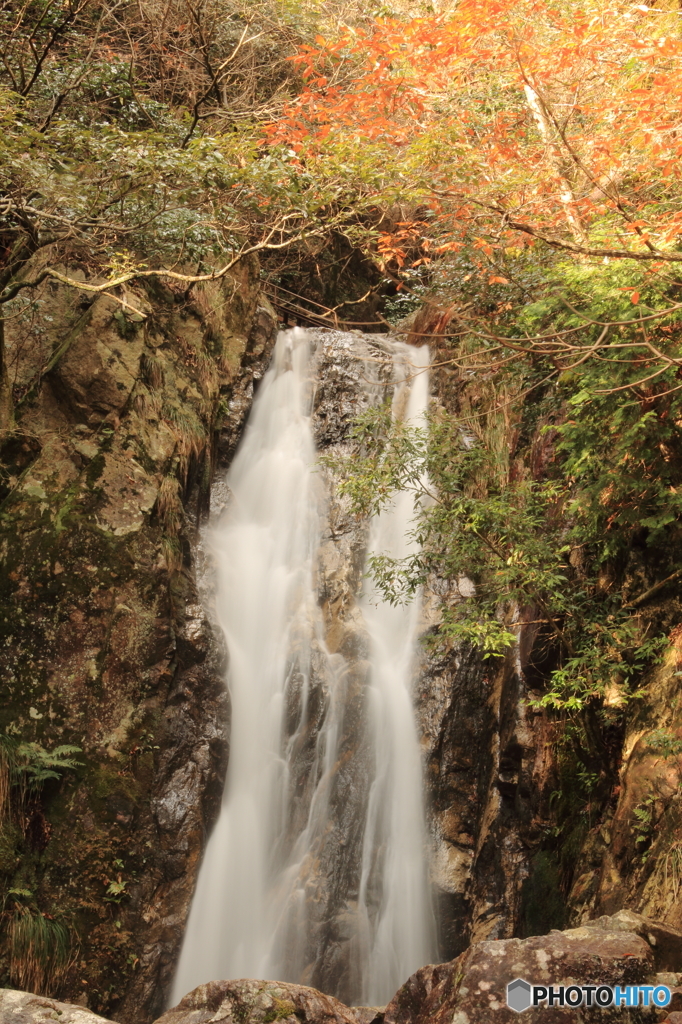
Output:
[380, 299, 682, 960]
[3, 0, 682, 1017]
[569, 641, 682, 932]
[0, 253, 277, 1021]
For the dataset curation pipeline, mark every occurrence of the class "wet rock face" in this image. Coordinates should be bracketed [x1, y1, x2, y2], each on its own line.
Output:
[404, 591, 561, 957]
[309, 330, 393, 448]
[155, 979, 381, 1024]
[0, 256, 277, 1022]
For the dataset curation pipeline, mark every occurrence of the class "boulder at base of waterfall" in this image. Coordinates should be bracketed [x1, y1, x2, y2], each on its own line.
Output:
[384, 910, 682, 1024]
[154, 979, 384, 1024]
[0, 988, 117, 1024]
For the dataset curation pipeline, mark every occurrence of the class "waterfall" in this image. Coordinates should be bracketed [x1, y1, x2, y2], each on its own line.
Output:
[356, 343, 435, 1005]
[171, 329, 435, 1008]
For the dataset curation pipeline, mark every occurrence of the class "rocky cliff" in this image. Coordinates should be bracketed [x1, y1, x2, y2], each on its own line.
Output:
[407, 304, 682, 960]
[1, 302, 681, 1021]
[568, 639, 682, 931]
[0, 254, 277, 1021]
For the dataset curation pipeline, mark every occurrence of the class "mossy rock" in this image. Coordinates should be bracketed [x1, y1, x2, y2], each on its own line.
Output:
[89, 765, 141, 807]
[263, 998, 296, 1022]
[520, 851, 566, 937]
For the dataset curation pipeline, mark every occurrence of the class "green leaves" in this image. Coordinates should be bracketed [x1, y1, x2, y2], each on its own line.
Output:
[529, 618, 667, 712]
[438, 613, 516, 658]
[647, 729, 682, 759]
[13, 742, 83, 789]
[331, 275, 676, 725]
[1, 735, 83, 797]
[105, 879, 129, 903]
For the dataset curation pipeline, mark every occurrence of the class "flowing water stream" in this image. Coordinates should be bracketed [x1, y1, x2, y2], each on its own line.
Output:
[171, 329, 435, 1007]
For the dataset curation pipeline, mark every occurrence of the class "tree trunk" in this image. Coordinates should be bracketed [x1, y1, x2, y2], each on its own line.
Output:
[523, 84, 589, 246]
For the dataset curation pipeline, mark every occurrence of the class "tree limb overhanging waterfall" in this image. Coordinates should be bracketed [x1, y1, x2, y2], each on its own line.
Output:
[171, 328, 436, 1008]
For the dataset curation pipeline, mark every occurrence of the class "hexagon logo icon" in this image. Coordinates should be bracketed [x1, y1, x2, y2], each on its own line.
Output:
[507, 978, 532, 1013]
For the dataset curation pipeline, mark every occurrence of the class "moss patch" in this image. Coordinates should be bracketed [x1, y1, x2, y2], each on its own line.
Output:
[263, 997, 297, 1022]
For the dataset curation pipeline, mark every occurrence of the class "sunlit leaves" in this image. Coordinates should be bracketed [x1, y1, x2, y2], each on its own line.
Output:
[267, 0, 682, 264]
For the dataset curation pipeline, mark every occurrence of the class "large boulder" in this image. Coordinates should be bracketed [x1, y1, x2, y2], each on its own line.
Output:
[583, 909, 682, 973]
[0, 988, 116, 1023]
[383, 912, 682, 1024]
[153, 979, 382, 1024]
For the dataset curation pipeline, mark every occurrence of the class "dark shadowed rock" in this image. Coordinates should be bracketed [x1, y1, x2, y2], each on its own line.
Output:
[0, 988, 117, 1023]
[153, 979, 381, 1024]
[381, 962, 455, 1024]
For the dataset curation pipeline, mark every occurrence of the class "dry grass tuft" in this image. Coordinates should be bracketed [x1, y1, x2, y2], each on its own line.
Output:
[141, 350, 166, 391]
[160, 535, 183, 573]
[132, 383, 163, 419]
[156, 473, 183, 537]
[9, 908, 76, 995]
[196, 352, 219, 399]
[163, 403, 207, 479]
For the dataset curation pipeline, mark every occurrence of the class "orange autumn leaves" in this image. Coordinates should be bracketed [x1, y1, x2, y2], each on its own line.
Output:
[266, 0, 682, 261]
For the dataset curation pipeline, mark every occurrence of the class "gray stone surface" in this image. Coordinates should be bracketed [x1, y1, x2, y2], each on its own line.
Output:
[0, 988, 116, 1023]
[584, 909, 682, 972]
[153, 979, 381, 1024]
[383, 914, 672, 1024]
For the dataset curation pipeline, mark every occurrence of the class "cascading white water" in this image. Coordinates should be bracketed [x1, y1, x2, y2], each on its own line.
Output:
[171, 328, 324, 1000]
[356, 343, 435, 1005]
[171, 329, 435, 1008]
